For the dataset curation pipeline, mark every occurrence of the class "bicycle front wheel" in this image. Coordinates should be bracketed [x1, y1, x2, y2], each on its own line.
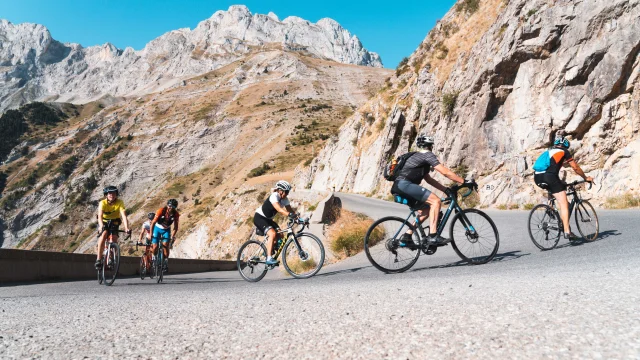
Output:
[139, 256, 146, 280]
[364, 216, 420, 273]
[282, 233, 325, 279]
[575, 200, 599, 241]
[102, 243, 120, 286]
[528, 204, 561, 250]
[237, 240, 268, 282]
[156, 252, 164, 284]
[450, 209, 499, 264]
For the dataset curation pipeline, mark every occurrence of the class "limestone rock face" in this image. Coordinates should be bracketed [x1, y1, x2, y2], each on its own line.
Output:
[0, 5, 382, 112]
[306, 0, 640, 206]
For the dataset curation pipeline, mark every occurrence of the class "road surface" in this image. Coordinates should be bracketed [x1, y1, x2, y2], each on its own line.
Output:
[1, 193, 639, 358]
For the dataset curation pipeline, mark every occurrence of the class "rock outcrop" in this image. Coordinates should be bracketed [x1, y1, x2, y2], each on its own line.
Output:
[0, 5, 382, 112]
[303, 0, 640, 206]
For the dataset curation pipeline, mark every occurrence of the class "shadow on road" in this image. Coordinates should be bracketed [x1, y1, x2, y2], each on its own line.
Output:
[409, 250, 530, 273]
[311, 265, 371, 278]
[555, 229, 620, 249]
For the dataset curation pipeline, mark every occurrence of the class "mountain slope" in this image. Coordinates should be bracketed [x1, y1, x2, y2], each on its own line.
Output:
[302, 0, 640, 207]
[0, 47, 392, 255]
[0, 5, 382, 113]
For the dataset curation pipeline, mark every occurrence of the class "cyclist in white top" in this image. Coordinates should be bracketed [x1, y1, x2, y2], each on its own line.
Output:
[253, 180, 297, 266]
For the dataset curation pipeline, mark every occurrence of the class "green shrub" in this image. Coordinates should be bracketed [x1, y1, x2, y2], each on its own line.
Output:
[497, 204, 508, 210]
[456, 0, 480, 14]
[441, 91, 459, 116]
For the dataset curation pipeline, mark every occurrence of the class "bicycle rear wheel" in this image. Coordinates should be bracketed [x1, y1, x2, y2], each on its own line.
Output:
[97, 263, 103, 285]
[450, 209, 499, 264]
[282, 233, 325, 279]
[528, 204, 561, 250]
[575, 200, 599, 241]
[102, 243, 120, 286]
[237, 240, 268, 282]
[364, 216, 420, 273]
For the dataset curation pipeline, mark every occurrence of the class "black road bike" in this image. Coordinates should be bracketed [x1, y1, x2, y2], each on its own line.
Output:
[527, 180, 599, 250]
[364, 183, 500, 273]
[237, 217, 325, 282]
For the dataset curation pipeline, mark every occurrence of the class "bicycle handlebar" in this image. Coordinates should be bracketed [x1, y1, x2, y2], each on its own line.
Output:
[566, 179, 593, 190]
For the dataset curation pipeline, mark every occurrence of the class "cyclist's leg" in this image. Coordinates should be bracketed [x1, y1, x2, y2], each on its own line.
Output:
[96, 230, 108, 265]
[151, 227, 162, 260]
[552, 191, 571, 233]
[265, 228, 277, 258]
[425, 193, 441, 235]
[161, 229, 171, 258]
[393, 180, 432, 236]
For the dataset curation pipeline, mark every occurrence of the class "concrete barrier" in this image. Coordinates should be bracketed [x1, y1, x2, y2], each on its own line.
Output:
[0, 249, 236, 284]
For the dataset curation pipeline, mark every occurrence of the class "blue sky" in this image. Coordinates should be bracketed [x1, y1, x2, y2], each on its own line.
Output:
[0, 0, 456, 68]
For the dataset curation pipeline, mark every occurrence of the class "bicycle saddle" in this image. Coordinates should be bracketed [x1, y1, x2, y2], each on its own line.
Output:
[392, 193, 419, 208]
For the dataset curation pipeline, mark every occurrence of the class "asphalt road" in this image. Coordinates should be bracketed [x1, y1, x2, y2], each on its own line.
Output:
[1, 193, 639, 359]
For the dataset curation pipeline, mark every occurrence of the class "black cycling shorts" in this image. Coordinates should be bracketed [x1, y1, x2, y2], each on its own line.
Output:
[253, 213, 279, 236]
[534, 173, 566, 194]
[391, 179, 432, 205]
[102, 218, 121, 232]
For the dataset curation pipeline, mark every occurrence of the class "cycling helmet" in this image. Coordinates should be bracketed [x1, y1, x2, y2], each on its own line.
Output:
[416, 134, 435, 149]
[147, 212, 155, 220]
[103, 185, 118, 196]
[167, 199, 178, 208]
[554, 135, 570, 149]
[275, 180, 292, 192]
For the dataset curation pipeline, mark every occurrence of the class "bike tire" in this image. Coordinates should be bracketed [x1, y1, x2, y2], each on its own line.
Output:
[450, 209, 499, 264]
[139, 256, 146, 280]
[575, 200, 599, 242]
[156, 251, 164, 284]
[527, 204, 561, 250]
[282, 232, 325, 279]
[97, 263, 103, 285]
[237, 240, 268, 282]
[103, 243, 120, 286]
[364, 216, 420, 273]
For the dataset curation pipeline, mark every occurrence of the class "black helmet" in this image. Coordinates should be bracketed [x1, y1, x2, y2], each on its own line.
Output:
[147, 212, 155, 220]
[167, 199, 178, 208]
[416, 134, 435, 149]
[103, 185, 118, 196]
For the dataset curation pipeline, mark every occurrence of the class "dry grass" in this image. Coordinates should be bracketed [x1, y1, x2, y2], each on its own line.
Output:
[285, 257, 318, 274]
[327, 210, 382, 258]
[523, 203, 535, 210]
[605, 193, 640, 209]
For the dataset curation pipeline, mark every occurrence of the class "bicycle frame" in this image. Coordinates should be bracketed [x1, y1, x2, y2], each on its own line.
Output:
[391, 188, 477, 243]
[547, 182, 587, 219]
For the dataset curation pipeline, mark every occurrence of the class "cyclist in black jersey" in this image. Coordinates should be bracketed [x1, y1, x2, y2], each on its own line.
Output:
[391, 134, 474, 250]
[253, 180, 297, 266]
[533, 135, 593, 240]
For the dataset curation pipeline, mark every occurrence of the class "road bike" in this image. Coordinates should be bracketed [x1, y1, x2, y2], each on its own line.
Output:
[527, 180, 599, 250]
[135, 240, 154, 280]
[97, 221, 130, 286]
[150, 237, 173, 284]
[364, 183, 500, 273]
[237, 217, 325, 282]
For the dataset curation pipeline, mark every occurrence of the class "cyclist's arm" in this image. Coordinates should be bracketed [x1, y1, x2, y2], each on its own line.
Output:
[284, 205, 297, 217]
[433, 164, 465, 184]
[568, 160, 593, 181]
[138, 227, 145, 242]
[97, 206, 104, 232]
[171, 219, 179, 240]
[272, 202, 291, 217]
[423, 173, 448, 193]
[120, 207, 130, 232]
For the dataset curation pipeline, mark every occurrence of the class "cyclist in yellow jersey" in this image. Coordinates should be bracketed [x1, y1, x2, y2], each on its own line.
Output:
[95, 185, 131, 268]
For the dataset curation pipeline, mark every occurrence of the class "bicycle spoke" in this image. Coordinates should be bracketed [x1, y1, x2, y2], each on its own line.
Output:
[365, 217, 420, 273]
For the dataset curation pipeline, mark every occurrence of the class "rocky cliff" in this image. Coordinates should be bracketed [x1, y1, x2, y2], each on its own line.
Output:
[302, 0, 640, 207]
[0, 5, 382, 112]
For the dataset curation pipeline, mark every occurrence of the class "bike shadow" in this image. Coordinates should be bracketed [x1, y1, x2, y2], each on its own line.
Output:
[555, 229, 620, 249]
[284, 265, 371, 279]
[409, 250, 530, 272]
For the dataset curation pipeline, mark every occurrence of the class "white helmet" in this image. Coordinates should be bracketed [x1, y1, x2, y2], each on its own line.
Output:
[416, 134, 435, 148]
[275, 180, 292, 192]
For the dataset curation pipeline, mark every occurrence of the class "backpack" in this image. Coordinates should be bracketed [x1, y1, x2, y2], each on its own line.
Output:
[532, 150, 551, 172]
[383, 152, 416, 181]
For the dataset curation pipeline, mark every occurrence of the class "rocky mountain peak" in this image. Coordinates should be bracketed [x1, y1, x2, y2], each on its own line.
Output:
[0, 5, 382, 112]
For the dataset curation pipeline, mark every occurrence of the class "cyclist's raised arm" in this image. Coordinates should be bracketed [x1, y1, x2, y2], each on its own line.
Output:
[433, 164, 465, 184]
[424, 172, 448, 193]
